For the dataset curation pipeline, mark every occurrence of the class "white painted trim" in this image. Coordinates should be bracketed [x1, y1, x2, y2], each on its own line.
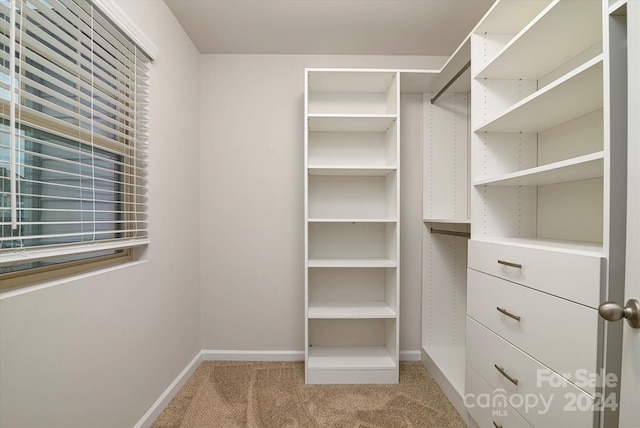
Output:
[92, 0, 158, 60]
[133, 351, 203, 428]
[201, 349, 419, 363]
[202, 350, 305, 362]
[0, 259, 148, 299]
[0, 238, 149, 265]
[399, 350, 422, 361]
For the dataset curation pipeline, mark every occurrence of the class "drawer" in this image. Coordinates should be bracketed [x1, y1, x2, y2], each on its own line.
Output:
[465, 364, 533, 428]
[467, 317, 597, 427]
[467, 269, 600, 389]
[468, 239, 604, 308]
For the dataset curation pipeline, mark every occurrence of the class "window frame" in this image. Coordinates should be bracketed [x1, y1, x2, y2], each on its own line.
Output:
[0, 248, 131, 289]
[0, 0, 151, 290]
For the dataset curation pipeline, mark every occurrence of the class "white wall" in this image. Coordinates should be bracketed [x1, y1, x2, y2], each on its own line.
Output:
[0, 33, 442, 426]
[199, 55, 442, 354]
[0, 2, 202, 427]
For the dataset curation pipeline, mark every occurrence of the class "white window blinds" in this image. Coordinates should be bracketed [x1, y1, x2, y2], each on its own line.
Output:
[0, 0, 149, 267]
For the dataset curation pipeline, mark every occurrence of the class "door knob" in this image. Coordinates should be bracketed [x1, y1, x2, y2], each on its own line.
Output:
[598, 299, 640, 329]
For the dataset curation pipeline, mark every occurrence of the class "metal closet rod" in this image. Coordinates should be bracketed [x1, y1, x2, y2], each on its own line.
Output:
[430, 60, 471, 104]
[430, 227, 470, 239]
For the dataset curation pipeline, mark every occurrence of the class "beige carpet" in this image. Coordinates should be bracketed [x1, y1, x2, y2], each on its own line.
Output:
[152, 361, 465, 428]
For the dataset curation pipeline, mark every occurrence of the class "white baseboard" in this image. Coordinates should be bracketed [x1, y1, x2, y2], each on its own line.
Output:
[202, 349, 305, 361]
[133, 351, 203, 428]
[201, 350, 419, 362]
[400, 350, 421, 361]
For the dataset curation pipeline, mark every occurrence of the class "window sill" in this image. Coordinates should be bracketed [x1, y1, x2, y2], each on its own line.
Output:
[0, 257, 148, 299]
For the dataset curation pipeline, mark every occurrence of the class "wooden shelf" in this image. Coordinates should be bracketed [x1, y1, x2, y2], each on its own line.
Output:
[308, 218, 397, 223]
[308, 258, 396, 268]
[474, 151, 604, 186]
[475, 1, 602, 80]
[308, 301, 396, 319]
[307, 346, 396, 369]
[308, 114, 397, 132]
[475, 55, 603, 133]
[308, 166, 396, 176]
[308, 69, 396, 93]
[423, 218, 471, 224]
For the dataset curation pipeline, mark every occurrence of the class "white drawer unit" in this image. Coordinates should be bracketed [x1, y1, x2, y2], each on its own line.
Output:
[465, 363, 534, 428]
[468, 239, 604, 308]
[467, 268, 601, 385]
[467, 317, 597, 427]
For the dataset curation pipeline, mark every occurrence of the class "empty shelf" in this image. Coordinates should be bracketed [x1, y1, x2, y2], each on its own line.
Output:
[308, 258, 397, 268]
[308, 166, 397, 176]
[307, 346, 396, 369]
[475, 56, 603, 133]
[308, 115, 396, 132]
[308, 218, 397, 223]
[423, 218, 471, 224]
[308, 301, 396, 319]
[308, 69, 396, 93]
[474, 151, 604, 186]
[475, 1, 602, 80]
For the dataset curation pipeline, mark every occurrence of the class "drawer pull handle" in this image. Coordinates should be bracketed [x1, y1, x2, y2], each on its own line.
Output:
[498, 259, 522, 269]
[497, 306, 521, 321]
[495, 364, 519, 385]
[493, 422, 503, 428]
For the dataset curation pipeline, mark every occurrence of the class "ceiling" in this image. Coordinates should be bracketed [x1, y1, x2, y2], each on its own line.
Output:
[164, 0, 494, 56]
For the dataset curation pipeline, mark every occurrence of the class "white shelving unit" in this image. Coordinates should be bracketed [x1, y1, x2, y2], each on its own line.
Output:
[305, 69, 400, 384]
[301, 6, 629, 425]
[420, 42, 471, 420]
[471, 0, 604, 253]
[465, 1, 623, 427]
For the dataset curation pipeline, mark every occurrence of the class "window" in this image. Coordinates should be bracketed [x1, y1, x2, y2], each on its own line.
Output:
[0, 0, 150, 289]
